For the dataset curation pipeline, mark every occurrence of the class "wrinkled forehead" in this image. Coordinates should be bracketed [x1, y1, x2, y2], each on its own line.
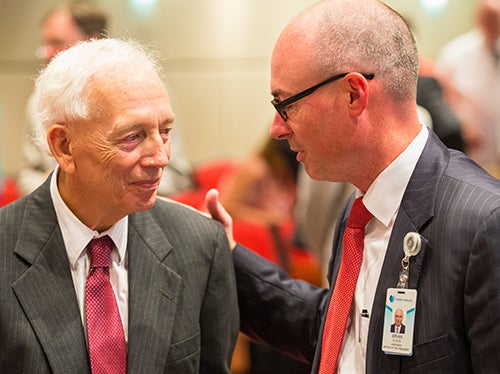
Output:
[85, 67, 169, 116]
[90, 64, 166, 93]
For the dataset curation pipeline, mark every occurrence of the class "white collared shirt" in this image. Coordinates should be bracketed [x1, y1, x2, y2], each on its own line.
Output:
[337, 125, 429, 373]
[50, 168, 129, 340]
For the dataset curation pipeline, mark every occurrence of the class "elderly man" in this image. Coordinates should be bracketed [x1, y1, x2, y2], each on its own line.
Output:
[207, 0, 500, 373]
[0, 38, 238, 373]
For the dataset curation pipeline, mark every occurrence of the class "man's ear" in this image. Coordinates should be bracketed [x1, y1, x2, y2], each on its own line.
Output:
[345, 73, 370, 117]
[47, 124, 76, 173]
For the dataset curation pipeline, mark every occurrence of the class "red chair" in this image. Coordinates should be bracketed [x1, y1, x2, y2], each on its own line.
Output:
[167, 189, 207, 209]
[0, 177, 21, 207]
[233, 218, 322, 285]
[233, 220, 280, 263]
[170, 159, 238, 209]
[194, 159, 238, 191]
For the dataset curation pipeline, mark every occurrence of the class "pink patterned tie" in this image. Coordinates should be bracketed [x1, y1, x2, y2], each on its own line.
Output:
[85, 236, 127, 374]
[319, 198, 373, 373]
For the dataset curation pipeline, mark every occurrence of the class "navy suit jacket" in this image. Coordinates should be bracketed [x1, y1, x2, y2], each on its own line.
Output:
[0, 177, 239, 373]
[233, 132, 500, 373]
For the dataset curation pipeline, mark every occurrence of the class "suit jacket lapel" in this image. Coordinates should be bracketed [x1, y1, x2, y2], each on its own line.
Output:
[12, 180, 90, 373]
[366, 133, 448, 373]
[127, 209, 182, 372]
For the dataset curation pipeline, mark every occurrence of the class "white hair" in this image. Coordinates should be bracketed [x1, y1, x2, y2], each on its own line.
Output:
[31, 38, 163, 151]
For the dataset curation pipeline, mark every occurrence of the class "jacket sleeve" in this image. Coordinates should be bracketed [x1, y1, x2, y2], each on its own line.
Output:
[233, 243, 328, 363]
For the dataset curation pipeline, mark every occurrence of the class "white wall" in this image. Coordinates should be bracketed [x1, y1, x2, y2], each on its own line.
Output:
[0, 0, 479, 178]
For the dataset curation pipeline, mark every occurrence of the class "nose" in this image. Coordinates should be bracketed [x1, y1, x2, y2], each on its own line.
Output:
[269, 112, 291, 140]
[144, 135, 170, 168]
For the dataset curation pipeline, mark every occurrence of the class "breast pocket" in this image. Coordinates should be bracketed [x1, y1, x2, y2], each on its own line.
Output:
[165, 330, 201, 370]
[400, 334, 458, 373]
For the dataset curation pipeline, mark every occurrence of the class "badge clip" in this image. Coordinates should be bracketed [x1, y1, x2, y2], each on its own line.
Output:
[396, 232, 421, 289]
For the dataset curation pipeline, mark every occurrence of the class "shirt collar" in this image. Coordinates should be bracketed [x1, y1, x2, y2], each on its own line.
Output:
[360, 124, 429, 227]
[50, 167, 128, 268]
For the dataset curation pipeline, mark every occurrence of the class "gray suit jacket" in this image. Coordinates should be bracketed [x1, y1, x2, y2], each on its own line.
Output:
[233, 132, 500, 373]
[0, 177, 239, 373]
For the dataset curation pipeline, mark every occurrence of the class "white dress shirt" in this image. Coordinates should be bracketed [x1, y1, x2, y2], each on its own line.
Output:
[50, 168, 129, 340]
[338, 125, 429, 373]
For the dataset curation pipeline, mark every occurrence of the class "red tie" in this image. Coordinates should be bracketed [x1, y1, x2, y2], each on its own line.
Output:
[85, 236, 127, 374]
[319, 198, 373, 373]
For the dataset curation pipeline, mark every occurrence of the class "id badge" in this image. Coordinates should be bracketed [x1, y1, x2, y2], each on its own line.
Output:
[382, 288, 417, 356]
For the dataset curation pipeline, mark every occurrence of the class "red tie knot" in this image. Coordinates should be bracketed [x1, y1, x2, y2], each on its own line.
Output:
[347, 197, 373, 229]
[88, 235, 114, 268]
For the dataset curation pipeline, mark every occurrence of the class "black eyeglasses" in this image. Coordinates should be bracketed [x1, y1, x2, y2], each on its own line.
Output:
[271, 72, 374, 121]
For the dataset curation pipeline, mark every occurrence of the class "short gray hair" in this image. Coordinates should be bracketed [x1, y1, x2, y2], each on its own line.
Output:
[313, 0, 418, 102]
[31, 38, 162, 151]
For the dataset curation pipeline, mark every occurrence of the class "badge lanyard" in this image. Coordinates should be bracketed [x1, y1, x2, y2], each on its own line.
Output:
[382, 232, 421, 356]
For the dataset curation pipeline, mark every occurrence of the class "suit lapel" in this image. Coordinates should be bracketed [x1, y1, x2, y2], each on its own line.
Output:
[12, 181, 90, 373]
[366, 133, 448, 373]
[10, 178, 186, 372]
[127, 208, 182, 372]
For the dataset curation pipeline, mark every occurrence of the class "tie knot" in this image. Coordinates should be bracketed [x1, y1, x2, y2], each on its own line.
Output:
[88, 235, 114, 268]
[347, 197, 373, 229]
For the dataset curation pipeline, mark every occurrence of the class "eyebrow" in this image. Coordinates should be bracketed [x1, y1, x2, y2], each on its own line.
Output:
[271, 88, 288, 100]
[116, 116, 174, 130]
[161, 117, 175, 126]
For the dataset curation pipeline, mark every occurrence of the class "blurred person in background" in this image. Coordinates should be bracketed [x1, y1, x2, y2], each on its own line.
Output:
[417, 56, 466, 153]
[404, 17, 466, 153]
[218, 136, 299, 228]
[437, 0, 500, 176]
[293, 173, 354, 282]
